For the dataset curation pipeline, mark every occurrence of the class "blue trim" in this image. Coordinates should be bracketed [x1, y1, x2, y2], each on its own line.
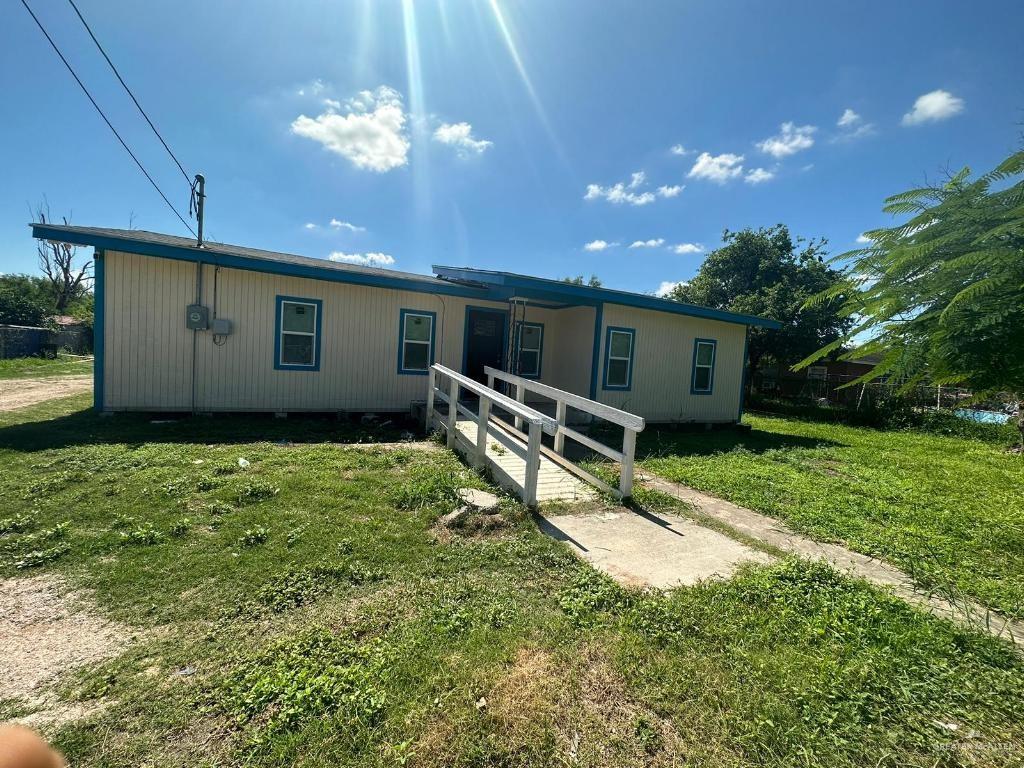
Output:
[93, 249, 105, 411]
[30, 225, 494, 302]
[690, 337, 717, 395]
[432, 266, 782, 329]
[274, 295, 322, 371]
[461, 305, 509, 376]
[397, 308, 436, 375]
[602, 326, 635, 391]
[589, 303, 603, 399]
[513, 321, 544, 379]
[737, 327, 750, 421]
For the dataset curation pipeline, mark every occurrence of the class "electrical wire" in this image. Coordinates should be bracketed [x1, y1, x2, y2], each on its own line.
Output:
[19, 0, 196, 237]
[65, 0, 191, 184]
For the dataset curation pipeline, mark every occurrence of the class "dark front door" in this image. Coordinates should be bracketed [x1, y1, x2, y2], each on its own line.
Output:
[464, 308, 507, 383]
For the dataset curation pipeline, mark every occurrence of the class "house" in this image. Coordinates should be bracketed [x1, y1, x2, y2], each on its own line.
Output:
[30, 223, 780, 423]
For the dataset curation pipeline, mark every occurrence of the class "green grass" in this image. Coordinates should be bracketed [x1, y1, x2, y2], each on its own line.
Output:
[639, 413, 1024, 620]
[0, 354, 93, 379]
[2, 395, 1023, 766]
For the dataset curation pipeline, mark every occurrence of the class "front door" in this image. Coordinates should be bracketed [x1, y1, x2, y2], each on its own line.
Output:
[463, 308, 507, 383]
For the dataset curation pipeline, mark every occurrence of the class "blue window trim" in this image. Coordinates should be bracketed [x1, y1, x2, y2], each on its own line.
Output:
[602, 326, 635, 391]
[691, 337, 717, 395]
[513, 321, 544, 379]
[274, 295, 322, 371]
[93, 249, 105, 411]
[397, 308, 437, 375]
[461, 305, 509, 376]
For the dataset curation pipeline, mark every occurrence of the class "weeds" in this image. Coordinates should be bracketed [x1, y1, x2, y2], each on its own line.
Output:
[237, 481, 279, 505]
[239, 527, 269, 547]
[15, 544, 70, 569]
[119, 523, 164, 546]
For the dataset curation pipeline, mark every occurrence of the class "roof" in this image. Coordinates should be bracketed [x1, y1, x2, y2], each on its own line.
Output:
[432, 266, 781, 329]
[30, 224, 781, 329]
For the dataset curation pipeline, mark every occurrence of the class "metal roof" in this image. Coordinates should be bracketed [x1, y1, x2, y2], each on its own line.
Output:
[30, 224, 781, 328]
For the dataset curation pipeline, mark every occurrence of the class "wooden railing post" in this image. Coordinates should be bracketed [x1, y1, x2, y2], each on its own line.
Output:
[524, 421, 542, 507]
[446, 377, 459, 448]
[475, 396, 491, 468]
[514, 384, 526, 431]
[425, 367, 436, 431]
[554, 399, 567, 455]
[619, 428, 637, 499]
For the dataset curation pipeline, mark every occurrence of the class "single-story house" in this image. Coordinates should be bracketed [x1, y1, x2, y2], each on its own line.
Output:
[30, 224, 780, 423]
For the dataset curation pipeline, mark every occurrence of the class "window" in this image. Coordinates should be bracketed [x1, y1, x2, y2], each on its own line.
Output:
[603, 326, 635, 390]
[807, 365, 828, 380]
[275, 296, 322, 371]
[398, 309, 436, 375]
[514, 322, 543, 378]
[691, 338, 716, 394]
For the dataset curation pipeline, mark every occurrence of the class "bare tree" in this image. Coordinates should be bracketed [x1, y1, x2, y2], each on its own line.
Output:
[34, 203, 93, 313]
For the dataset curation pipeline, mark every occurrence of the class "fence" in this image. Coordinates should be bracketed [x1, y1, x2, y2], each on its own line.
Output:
[0, 324, 92, 359]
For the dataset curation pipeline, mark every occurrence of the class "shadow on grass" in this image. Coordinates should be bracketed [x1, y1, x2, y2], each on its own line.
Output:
[636, 425, 843, 461]
[0, 405, 419, 453]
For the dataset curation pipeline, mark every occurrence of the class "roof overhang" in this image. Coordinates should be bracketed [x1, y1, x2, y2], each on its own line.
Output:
[433, 266, 782, 329]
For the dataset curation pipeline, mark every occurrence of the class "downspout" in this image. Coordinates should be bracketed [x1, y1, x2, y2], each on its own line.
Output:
[93, 249, 105, 412]
[190, 261, 203, 414]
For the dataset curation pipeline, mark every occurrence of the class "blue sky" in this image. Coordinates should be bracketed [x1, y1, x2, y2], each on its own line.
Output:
[2, 0, 1021, 296]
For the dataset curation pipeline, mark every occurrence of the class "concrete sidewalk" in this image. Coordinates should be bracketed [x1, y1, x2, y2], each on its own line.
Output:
[538, 507, 772, 589]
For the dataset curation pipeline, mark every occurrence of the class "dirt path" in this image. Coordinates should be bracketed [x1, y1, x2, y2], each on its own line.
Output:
[0, 376, 92, 411]
[642, 472, 1024, 648]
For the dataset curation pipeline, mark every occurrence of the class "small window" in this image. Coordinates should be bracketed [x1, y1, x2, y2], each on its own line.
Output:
[275, 296, 321, 370]
[603, 327, 635, 390]
[515, 322, 543, 378]
[398, 309, 435, 375]
[691, 338, 717, 394]
[807, 365, 828, 380]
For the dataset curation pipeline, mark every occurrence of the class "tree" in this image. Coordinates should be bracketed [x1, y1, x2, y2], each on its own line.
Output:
[562, 274, 602, 287]
[666, 225, 851, 387]
[0, 282, 49, 326]
[798, 149, 1024, 445]
[34, 204, 92, 313]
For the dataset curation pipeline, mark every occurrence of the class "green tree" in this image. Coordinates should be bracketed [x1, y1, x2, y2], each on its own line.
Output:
[666, 225, 851, 387]
[562, 274, 602, 287]
[798, 149, 1024, 444]
[0, 280, 50, 326]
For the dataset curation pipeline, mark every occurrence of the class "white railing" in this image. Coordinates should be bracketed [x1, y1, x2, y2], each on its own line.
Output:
[426, 364, 557, 506]
[485, 366, 645, 499]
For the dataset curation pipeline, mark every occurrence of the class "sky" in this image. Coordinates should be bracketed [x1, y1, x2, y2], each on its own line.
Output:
[1, 0, 1022, 297]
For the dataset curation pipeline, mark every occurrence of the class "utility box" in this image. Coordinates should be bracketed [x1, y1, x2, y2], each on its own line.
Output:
[212, 318, 233, 336]
[186, 304, 209, 330]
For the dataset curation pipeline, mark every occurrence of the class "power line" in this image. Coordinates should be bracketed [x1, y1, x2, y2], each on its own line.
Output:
[65, 0, 191, 184]
[19, 0, 196, 237]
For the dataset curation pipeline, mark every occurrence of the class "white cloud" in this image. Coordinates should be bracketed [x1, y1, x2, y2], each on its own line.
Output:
[670, 144, 693, 156]
[672, 243, 704, 255]
[687, 152, 744, 184]
[433, 122, 493, 155]
[745, 167, 774, 185]
[657, 184, 684, 198]
[303, 222, 317, 230]
[297, 79, 326, 97]
[329, 218, 365, 232]
[291, 85, 409, 172]
[856, 233, 874, 244]
[655, 280, 687, 297]
[328, 251, 395, 267]
[629, 238, 665, 249]
[584, 239, 617, 251]
[901, 89, 965, 126]
[832, 108, 876, 142]
[757, 122, 816, 158]
[837, 108, 860, 128]
[584, 170, 657, 206]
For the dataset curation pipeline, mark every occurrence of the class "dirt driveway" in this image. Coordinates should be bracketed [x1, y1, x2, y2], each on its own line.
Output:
[0, 376, 92, 411]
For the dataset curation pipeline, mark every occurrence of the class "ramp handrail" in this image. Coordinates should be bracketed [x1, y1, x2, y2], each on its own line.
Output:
[484, 366, 645, 499]
[425, 364, 554, 506]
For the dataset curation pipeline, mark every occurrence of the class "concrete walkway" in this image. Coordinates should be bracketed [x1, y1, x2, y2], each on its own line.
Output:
[538, 508, 772, 589]
[642, 472, 1024, 647]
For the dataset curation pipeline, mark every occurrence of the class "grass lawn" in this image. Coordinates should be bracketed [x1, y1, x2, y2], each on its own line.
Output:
[639, 413, 1024, 621]
[2, 396, 1023, 767]
[0, 354, 93, 380]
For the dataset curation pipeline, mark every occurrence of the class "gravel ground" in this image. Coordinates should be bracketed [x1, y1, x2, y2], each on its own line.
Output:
[0, 376, 92, 412]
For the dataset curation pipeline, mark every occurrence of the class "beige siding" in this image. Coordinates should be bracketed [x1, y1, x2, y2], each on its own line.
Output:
[595, 303, 746, 423]
[102, 250, 508, 412]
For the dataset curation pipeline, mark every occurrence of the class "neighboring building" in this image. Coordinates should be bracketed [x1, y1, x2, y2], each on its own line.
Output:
[31, 224, 780, 423]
